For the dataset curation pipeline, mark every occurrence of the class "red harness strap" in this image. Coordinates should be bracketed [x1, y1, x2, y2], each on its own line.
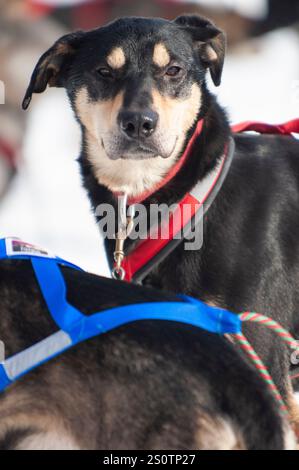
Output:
[117, 118, 299, 283]
[122, 194, 202, 282]
[232, 119, 299, 135]
[121, 140, 232, 283]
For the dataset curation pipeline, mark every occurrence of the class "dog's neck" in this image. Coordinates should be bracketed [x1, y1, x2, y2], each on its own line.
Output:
[79, 93, 231, 211]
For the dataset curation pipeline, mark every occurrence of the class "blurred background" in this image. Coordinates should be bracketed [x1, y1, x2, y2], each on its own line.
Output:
[0, 0, 298, 276]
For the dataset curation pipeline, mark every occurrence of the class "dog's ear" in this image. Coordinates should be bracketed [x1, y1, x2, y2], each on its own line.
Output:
[174, 15, 226, 86]
[22, 31, 84, 110]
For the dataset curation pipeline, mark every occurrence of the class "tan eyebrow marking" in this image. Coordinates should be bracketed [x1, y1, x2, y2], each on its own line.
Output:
[106, 47, 126, 69]
[153, 43, 170, 68]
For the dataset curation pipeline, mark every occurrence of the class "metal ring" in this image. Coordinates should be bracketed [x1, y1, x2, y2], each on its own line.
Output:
[112, 266, 125, 281]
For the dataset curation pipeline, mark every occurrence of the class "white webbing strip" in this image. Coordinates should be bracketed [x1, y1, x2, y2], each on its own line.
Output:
[4, 330, 72, 380]
[190, 153, 226, 202]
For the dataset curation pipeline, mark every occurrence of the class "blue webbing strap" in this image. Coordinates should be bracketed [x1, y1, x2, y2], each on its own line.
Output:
[31, 258, 84, 332]
[0, 238, 241, 392]
[31, 256, 241, 338]
[0, 367, 10, 391]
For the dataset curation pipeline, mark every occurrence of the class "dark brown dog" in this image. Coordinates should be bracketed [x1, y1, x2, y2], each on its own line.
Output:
[0, 259, 294, 449]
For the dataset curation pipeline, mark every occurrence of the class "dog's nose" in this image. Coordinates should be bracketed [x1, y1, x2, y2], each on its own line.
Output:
[119, 110, 158, 139]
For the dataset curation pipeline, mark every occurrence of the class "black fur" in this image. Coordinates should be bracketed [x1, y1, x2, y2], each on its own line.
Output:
[0, 260, 288, 449]
[73, 18, 299, 401]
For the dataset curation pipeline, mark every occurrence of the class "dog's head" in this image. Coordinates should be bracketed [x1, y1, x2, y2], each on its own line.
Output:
[23, 15, 225, 195]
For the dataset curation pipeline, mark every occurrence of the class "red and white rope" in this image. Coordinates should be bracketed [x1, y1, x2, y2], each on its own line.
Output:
[235, 312, 299, 417]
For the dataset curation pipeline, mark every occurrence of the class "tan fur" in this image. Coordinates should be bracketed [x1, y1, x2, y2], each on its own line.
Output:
[16, 431, 80, 450]
[0, 388, 81, 449]
[288, 395, 299, 423]
[75, 86, 124, 142]
[0, 358, 102, 450]
[196, 402, 296, 450]
[152, 43, 170, 68]
[205, 44, 218, 62]
[36, 42, 74, 88]
[56, 42, 73, 55]
[151, 82, 201, 161]
[283, 420, 297, 450]
[205, 300, 218, 308]
[74, 83, 201, 197]
[36, 58, 57, 85]
[196, 415, 245, 450]
[0, 407, 80, 450]
[286, 392, 299, 445]
[107, 47, 126, 69]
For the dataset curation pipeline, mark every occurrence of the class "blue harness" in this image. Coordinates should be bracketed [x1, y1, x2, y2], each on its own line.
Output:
[0, 237, 241, 392]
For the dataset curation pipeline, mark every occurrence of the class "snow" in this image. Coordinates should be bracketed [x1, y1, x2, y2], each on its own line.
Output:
[0, 89, 110, 276]
[216, 28, 299, 123]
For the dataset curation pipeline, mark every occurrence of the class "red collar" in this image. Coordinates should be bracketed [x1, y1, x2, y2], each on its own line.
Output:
[112, 118, 299, 284]
[127, 119, 204, 205]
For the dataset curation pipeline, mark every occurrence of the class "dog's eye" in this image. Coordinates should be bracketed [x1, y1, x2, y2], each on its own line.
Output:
[165, 66, 182, 77]
[97, 67, 113, 78]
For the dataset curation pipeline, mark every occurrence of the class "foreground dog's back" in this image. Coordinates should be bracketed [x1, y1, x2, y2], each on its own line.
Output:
[0, 259, 294, 449]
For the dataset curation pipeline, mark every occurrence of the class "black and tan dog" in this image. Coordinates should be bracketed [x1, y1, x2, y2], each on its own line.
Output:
[22, 15, 299, 436]
[0, 259, 294, 449]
